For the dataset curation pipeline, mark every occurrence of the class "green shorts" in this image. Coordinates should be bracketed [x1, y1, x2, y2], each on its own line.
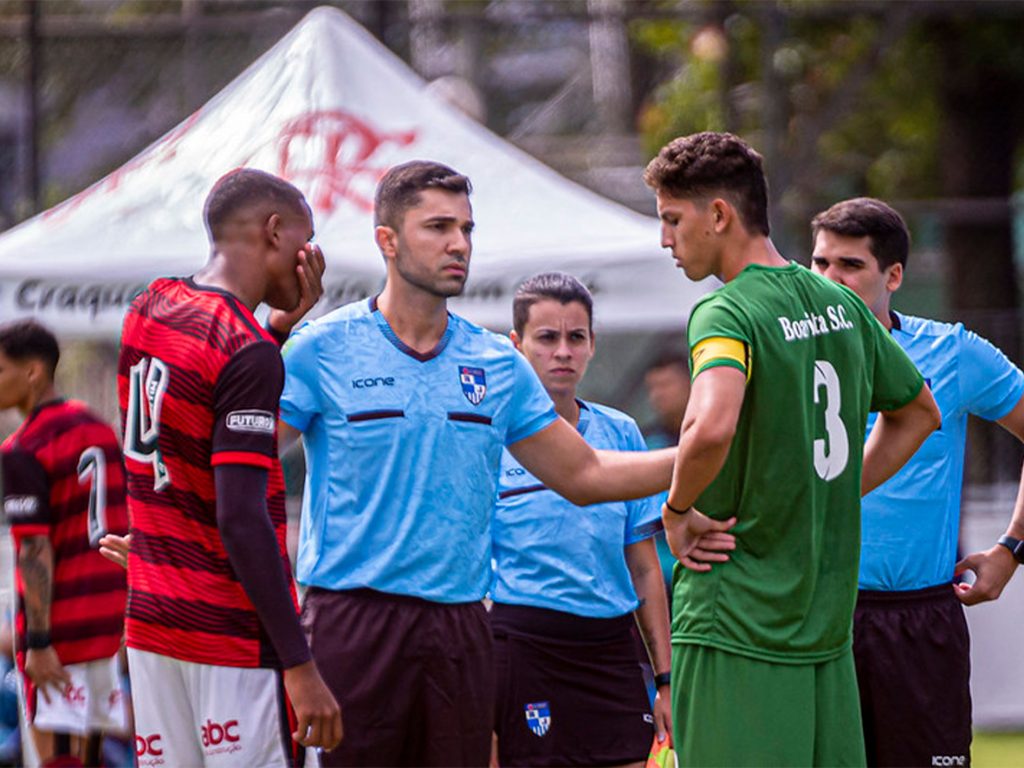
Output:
[671, 643, 866, 767]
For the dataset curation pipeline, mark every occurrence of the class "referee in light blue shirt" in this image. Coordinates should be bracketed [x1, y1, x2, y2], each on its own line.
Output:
[490, 273, 673, 767]
[811, 198, 1024, 768]
[277, 161, 698, 768]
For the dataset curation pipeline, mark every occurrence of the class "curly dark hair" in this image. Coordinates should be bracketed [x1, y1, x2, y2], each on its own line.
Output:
[644, 132, 770, 236]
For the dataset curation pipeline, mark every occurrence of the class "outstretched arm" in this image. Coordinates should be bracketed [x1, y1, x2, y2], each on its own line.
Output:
[955, 394, 1024, 605]
[508, 419, 676, 506]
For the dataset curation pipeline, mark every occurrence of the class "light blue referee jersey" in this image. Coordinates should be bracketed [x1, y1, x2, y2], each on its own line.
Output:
[491, 400, 663, 618]
[280, 297, 558, 603]
[860, 311, 1024, 591]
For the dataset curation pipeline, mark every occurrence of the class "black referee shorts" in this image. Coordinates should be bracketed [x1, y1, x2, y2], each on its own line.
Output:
[301, 587, 494, 767]
[853, 584, 971, 768]
[492, 603, 654, 768]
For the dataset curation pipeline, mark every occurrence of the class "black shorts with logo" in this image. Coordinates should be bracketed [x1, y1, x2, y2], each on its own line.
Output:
[301, 587, 494, 767]
[491, 603, 654, 768]
[853, 584, 971, 768]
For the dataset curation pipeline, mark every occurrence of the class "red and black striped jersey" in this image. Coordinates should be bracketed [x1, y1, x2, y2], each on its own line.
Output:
[1, 400, 129, 665]
[118, 277, 295, 669]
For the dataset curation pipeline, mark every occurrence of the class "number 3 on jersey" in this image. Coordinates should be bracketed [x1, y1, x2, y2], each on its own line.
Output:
[813, 360, 849, 481]
[124, 357, 171, 491]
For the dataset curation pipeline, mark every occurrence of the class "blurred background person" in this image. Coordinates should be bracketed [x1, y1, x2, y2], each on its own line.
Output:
[641, 352, 691, 451]
[490, 272, 676, 768]
[0, 320, 129, 767]
[641, 352, 692, 597]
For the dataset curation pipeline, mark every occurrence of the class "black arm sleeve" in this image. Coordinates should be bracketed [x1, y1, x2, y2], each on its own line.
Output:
[215, 463, 311, 669]
[2, 448, 52, 528]
[212, 341, 284, 461]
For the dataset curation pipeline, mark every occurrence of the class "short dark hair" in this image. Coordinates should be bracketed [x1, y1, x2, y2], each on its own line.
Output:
[643, 132, 770, 236]
[374, 160, 472, 229]
[645, 350, 689, 376]
[512, 272, 594, 336]
[811, 197, 910, 271]
[203, 168, 307, 240]
[0, 319, 60, 379]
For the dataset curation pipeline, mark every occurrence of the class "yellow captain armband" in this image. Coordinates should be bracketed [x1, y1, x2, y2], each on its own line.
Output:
[691, 336, 751, 381]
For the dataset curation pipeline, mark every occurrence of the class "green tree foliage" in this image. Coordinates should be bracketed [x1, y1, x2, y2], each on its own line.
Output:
[633, 5, 944, 205]
[633, 2, 1024, 483]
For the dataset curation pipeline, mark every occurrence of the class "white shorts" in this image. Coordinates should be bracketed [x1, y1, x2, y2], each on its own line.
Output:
[31, 654, 128, 735]
[127, 648, 298, 768]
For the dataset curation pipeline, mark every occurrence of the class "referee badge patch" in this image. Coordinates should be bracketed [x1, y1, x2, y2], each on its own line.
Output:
[459, 366, 487, 406]
[524, 701, 551, 737]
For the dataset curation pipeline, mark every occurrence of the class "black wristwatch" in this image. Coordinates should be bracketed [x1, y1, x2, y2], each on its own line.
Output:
[997, 535, 1024, 565]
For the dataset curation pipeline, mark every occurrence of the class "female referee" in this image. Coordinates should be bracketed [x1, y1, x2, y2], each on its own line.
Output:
[490, 272, 672, 768]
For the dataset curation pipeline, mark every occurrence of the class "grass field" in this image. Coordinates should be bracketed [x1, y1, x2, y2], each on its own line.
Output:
[974, 731, 1024, 767]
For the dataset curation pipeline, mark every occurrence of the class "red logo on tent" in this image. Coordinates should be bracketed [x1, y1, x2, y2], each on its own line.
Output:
[277, 110, 417, 214]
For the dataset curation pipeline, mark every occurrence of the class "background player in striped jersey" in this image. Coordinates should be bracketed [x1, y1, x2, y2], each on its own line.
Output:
[0, 319, 130, 766]
[645, 132, 941, 766]
[116, 169, 340, 766]
[490, 272, 687, 767]
[279, 160, 727, 767]
[811, 197, 1024, 767]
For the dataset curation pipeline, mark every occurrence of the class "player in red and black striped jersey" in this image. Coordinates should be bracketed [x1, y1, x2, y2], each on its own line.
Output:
[0, 319, 129, 766]
[119, 276, 296, 667]
[114, 169, 340, 767]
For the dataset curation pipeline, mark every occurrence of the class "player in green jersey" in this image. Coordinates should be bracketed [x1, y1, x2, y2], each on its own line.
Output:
[647, 133, 941, 767]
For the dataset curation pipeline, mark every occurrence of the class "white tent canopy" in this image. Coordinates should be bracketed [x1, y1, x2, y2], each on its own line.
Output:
[0, 6, 710, 338]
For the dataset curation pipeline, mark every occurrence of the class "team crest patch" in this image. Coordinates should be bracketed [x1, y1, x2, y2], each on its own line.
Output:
[459, 366, 487, 406]
[524, 701, 551, 737]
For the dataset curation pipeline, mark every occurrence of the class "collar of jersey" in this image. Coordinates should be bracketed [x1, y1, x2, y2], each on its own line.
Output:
[184, 276, 243, 303]
[368, 295, 454, 362]
[736, 261, 801, 279]
[576, 399, 591, 437]
[18, 398, 67, 436]
[889, 310, 903, 332]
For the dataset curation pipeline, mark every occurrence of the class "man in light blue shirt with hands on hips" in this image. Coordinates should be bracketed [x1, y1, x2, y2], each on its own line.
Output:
[811, 197, 1024, 768]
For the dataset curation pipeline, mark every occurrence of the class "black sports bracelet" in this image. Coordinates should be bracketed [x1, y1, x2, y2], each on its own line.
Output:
[25, 631, 51, 649]
[664, 500, 691, 515]
[654, 672, 672, 689]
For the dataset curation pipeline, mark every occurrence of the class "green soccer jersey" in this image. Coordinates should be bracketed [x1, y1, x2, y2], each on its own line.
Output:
[672, 262, 924, 664]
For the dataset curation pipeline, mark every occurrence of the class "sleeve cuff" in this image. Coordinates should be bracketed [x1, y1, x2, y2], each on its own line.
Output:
[506, 408, 559, 446]
[626, 518, 664, 545]
[11, 525, 50, 543]
[211, 451, 274, 469]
